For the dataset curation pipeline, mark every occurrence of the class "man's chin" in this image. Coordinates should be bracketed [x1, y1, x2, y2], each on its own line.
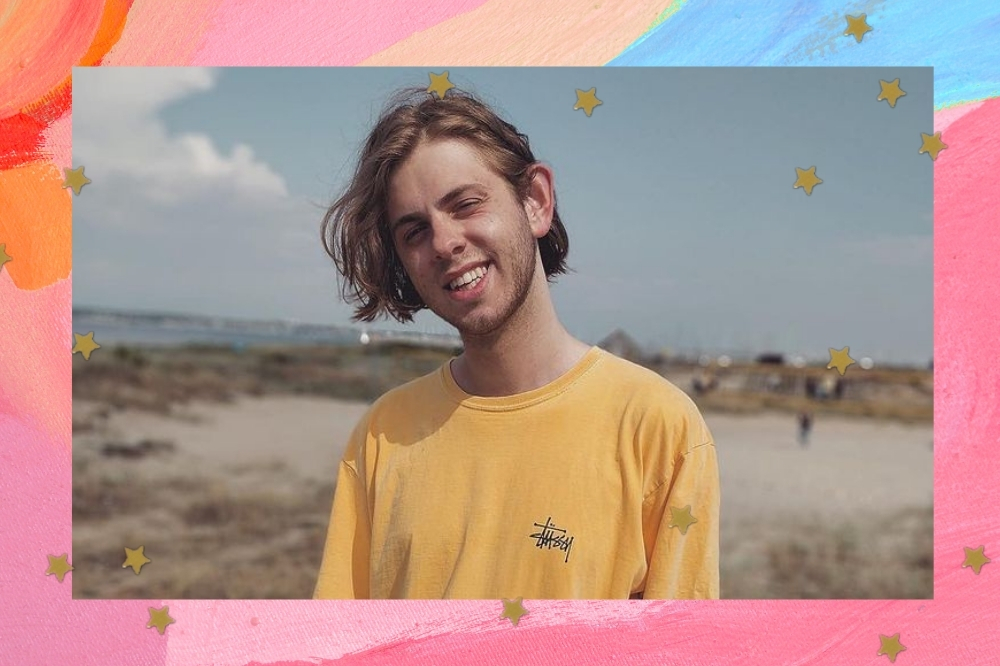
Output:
[453, 321, 500, 339]
[443, 313, 506, 340]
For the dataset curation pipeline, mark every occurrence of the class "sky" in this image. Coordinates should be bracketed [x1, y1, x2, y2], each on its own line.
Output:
[72, 67, 933, 365]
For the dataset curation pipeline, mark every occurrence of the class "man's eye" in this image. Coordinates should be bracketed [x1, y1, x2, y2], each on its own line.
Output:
[457, 199, 480, 211]
[404, 225, 425, 241]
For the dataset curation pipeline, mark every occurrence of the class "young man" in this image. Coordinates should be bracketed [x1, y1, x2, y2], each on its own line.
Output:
[314, 87, 720, 600]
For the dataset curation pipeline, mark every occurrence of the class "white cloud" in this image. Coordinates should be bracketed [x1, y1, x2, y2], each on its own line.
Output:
[71, 68, 341, 324]
[73, 67, 288, 205]
[74, 67, 216, 118]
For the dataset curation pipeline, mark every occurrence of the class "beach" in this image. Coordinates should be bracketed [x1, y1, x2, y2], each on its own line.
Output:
[72, 372, 932, 599]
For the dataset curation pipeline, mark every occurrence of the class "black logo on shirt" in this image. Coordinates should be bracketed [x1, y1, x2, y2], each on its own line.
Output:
[529, 517, 575, 563]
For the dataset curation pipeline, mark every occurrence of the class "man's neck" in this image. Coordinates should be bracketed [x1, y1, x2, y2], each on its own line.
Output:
[450, 298, 591, 397]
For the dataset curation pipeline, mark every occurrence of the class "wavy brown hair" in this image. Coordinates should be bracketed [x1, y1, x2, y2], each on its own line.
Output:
[320, 86, 571, 324]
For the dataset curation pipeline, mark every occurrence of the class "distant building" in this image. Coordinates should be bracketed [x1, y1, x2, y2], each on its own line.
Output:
[755, 352, 785, 365]
[598, 329, 646, 364]
[364, 329, 462, 353]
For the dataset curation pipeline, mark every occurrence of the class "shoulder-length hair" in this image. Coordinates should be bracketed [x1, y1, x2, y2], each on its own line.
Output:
[320, 86, 571, 324]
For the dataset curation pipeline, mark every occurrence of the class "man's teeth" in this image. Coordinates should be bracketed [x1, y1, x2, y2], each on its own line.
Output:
[449, 265, 487, 290]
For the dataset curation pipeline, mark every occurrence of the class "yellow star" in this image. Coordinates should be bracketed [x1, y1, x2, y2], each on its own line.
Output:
[667, 504, 698, 535]
[0, 244, 11, 273]
[147, 606, 176, 635]
[877, 633, 906, 663]
[500, 597, 528, 626]
[962, 545, 991, 575]
[62, 166, 92, 195]
[877, 79, 906, 108]
[919, 131, 948, 161]
[574, 88, 602, 117]
[827, 347, 856, 375]
[427, 71, 455, 99]
[72, 331, 102, 360]
[793, 166, 823, 195]
[45, 553, 74, 582]
[123, 546, 152, 574]
[845, 13, 873, 43]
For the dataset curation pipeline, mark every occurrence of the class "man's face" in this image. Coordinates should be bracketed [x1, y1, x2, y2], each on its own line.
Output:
[387, 139, 550, 339]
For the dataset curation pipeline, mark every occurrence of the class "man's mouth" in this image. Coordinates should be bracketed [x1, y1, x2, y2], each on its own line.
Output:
[446, 263, 490, 291]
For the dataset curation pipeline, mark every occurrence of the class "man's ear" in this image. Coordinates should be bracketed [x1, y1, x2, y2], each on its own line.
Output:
[524, 163, 555, 238]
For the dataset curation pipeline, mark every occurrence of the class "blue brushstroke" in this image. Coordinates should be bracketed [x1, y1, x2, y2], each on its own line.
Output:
[610, 0, 1000, 110]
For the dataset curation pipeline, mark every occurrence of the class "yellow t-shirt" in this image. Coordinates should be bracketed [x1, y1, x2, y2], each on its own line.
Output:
[313, 345, 720, 599]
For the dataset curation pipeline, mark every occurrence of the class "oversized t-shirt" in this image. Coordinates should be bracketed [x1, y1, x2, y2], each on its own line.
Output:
[313, 345, 720, 599]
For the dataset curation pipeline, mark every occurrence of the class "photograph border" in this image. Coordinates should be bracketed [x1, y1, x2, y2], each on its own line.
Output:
[1, 3, 993, 664]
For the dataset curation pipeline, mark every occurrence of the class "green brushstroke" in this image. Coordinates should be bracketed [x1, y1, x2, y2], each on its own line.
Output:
[641, 0, 688, 39]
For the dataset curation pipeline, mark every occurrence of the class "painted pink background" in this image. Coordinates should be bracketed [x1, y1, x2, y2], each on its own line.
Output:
[1, 0, 997, 663]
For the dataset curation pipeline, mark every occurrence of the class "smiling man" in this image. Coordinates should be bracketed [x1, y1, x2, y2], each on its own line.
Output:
[314, 86, 720, 600]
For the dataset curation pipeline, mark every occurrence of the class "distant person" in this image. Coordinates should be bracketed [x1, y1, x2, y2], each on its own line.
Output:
[798, 411, 813, 447]
[692, 369, 713, 395]
[314, 87, 719, 600]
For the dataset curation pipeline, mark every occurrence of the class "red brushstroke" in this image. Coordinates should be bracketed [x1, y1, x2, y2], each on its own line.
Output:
[0, 79, 73, 170]
[0, 0, 135, 169]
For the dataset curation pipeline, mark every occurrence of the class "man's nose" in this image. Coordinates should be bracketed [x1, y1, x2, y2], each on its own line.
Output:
[430, 214, 466, 256]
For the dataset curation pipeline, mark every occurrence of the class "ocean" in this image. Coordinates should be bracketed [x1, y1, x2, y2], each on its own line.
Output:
[73, 311, 364, 349]
[72, 309, 462, 351]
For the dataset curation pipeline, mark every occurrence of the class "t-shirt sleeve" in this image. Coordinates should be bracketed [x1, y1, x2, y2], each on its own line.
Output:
[641, 439, 721, 599]
[312, 459, 372, 599]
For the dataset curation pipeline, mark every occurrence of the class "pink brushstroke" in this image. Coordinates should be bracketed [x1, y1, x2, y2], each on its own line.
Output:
[251, 600, 943, 665]
[933, 97, 1000, 538]
[935, 100, 986, 133]
[187, 0, 487, 66]
[0, 363, 168, 664]
[101, 0, 222, 66]
[0, 273, 71, 444]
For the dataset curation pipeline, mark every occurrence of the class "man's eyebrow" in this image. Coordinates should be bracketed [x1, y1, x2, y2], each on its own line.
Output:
[390, 184, 486, 233]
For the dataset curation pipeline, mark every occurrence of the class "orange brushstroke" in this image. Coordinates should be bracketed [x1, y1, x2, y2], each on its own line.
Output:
[0, 0, 103, 119]
[0, 0, 133, 169]
[101, 0, 221, 66]
[0, 164, 73, 290]
[79, 0, 134, 66]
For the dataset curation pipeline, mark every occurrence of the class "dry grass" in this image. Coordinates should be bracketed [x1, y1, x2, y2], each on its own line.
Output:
[72, 343, 934, 599]
[74, 460, 933, 599]
[72, 471, 154, 521]
[75, 344, 932, 424]
[72, 343, 453, 416]
[721, 505, 933, 599]
[694, 391, 933, 424]
[72, 468, 333, 599]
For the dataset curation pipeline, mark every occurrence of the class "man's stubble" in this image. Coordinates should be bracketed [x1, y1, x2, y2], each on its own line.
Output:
[422, 209, 540, 343]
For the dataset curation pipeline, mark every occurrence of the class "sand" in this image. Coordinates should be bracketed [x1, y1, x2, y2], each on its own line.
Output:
[75, 396, 368, 486]
[72, 396, 933, 599]
[77, 396, 932, 513]
[711, 412, 933, 517]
